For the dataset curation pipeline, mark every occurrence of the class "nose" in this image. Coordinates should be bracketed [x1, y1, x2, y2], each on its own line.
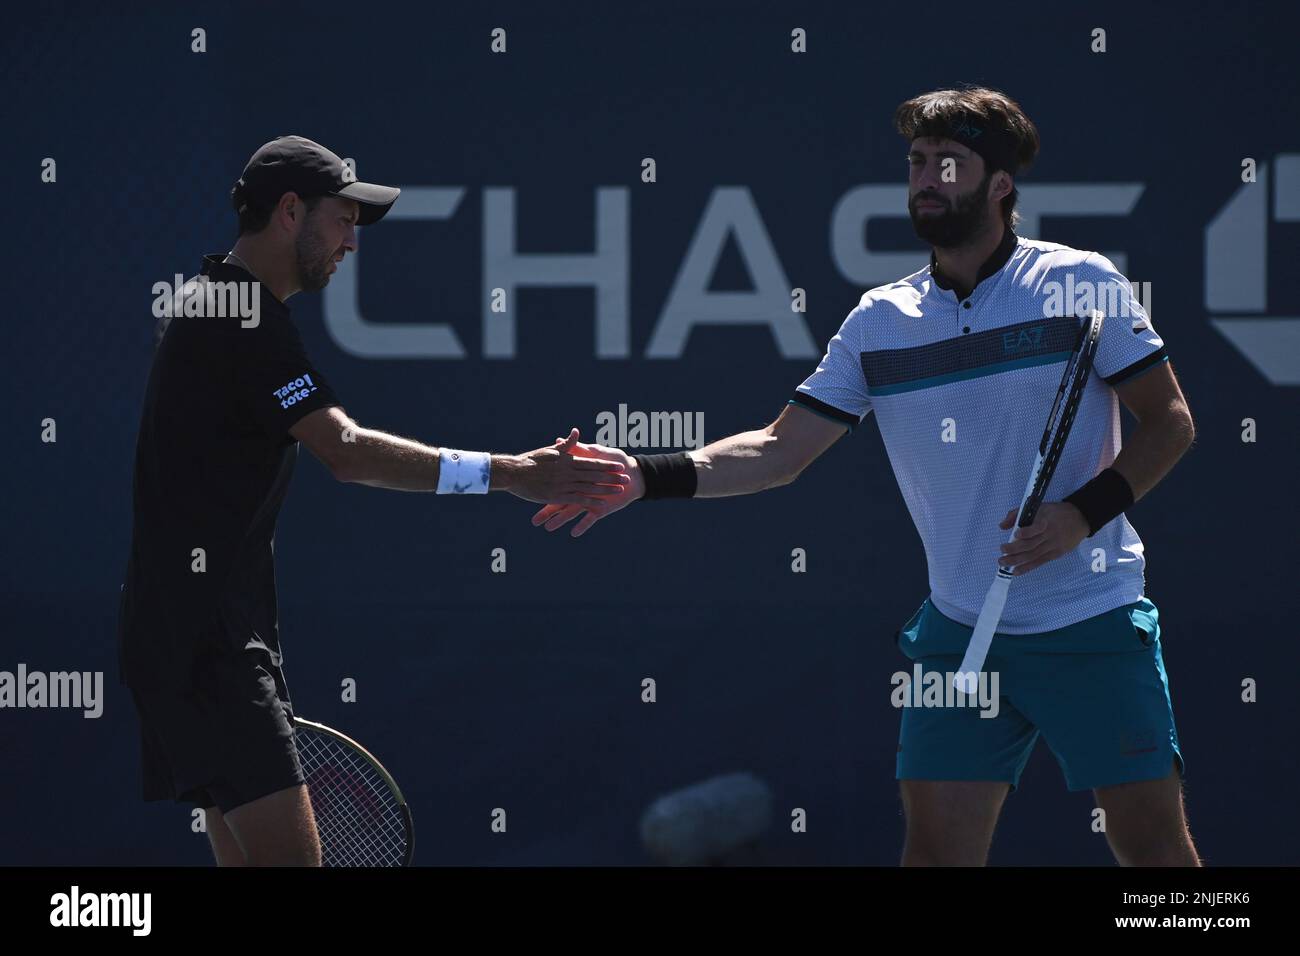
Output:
[342, 222, 358, 253]
[914, 164, 944, 194]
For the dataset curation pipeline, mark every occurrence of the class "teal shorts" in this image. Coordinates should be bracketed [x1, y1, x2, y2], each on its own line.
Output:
[894, 596, 1184, 792]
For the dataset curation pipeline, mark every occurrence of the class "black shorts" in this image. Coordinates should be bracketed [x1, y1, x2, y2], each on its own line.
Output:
[129, 644, 304, 815]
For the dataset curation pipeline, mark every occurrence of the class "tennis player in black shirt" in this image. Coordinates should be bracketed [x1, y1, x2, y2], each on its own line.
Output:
[118, 136, 630, 866]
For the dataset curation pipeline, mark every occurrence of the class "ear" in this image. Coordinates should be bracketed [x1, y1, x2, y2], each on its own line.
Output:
[990, 171, 1014, 204]
[274, 191, 306, 231]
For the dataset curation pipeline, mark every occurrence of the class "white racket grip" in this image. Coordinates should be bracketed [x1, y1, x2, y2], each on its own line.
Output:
[953, 572, 1012, 694]
[952, 458, 1039, 694]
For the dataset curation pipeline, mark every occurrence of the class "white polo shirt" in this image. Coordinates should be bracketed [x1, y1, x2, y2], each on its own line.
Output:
[791, 231, 1169, 633]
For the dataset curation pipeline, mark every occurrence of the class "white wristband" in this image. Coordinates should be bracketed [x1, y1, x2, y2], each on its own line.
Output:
[436, 448, 491, 494]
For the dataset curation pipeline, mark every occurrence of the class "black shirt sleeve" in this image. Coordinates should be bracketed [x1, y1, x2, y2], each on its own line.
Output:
[230, 316, 342, 438]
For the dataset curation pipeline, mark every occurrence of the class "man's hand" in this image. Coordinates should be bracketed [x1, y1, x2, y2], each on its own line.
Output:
[530, 430, 645, 537]
[996, 501, 1091, 575]
[498, 428, 631, 505]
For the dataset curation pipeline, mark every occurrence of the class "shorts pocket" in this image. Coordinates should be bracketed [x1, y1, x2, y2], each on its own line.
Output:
[895, 601, 928, 658]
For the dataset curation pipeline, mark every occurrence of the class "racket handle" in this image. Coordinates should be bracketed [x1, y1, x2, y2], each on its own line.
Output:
[953, 572, 1012, 694]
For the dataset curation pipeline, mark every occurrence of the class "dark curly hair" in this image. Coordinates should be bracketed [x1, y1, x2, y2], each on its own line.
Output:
[894, 86, 1040, 228]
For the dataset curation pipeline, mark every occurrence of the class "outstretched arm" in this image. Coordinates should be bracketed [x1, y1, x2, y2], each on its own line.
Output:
[290, 407, 630, 506]
[689, 403, 850, 497]
[531, 403, 850, 536]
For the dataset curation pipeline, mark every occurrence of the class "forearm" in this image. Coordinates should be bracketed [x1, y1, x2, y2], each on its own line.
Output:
[684, 428, 796, 498]
[334, 426, 519, 492]
[1108, 410, 1195, 502]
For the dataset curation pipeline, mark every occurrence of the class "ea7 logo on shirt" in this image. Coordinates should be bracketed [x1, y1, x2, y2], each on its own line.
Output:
[273, 373, 318, 409]
[1002, 326, 1044, 355]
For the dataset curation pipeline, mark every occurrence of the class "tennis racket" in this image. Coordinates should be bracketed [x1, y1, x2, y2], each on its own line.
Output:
[952, 309, 1105, 694]
[292, 717, 415, 867]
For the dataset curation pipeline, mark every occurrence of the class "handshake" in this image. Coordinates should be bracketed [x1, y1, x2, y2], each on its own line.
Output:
[505, 427, 645, 538]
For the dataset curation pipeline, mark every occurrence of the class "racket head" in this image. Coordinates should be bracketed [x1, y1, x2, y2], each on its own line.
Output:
[1018, 309, 1105, 527]
[291, 716, 415, 867]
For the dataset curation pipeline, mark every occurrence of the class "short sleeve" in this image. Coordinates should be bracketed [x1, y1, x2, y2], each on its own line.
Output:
[232, 318, 342, 438]
[1082, 252, 1169, 386]
[789, 305, 872, 431]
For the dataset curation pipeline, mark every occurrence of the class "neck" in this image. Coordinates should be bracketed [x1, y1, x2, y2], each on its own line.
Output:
[932, 221, 1006, 297]
[227, 237, 299, 303]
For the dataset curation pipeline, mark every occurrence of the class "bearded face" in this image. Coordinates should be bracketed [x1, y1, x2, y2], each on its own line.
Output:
[294, 205, 341, 292]
[908, 167, 995, 248]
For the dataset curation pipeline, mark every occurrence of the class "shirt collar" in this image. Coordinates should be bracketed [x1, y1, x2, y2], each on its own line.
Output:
[929, 228, 1018, 300]
[199, 254, 289, 316]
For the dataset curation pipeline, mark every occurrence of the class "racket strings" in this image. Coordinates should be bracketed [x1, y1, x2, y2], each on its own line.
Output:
[295, 728, 410, 867]
[1027, 314, 1103, 514]
[304, 759, 404, 866]
[1040, 352, 1080, 441]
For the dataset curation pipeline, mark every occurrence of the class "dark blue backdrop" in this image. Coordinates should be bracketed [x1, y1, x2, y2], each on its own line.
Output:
[4, 0, 1298, 865]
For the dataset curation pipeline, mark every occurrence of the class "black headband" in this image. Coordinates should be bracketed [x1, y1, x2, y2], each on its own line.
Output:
[932, 115, 1021, 175]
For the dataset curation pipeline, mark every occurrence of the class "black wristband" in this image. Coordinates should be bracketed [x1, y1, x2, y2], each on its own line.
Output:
[1063, 467, 1134, 537]
[633, 452, 697, 500]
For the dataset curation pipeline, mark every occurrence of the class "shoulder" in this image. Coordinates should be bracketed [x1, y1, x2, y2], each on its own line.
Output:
[1015, 238, 1128, 282]
[1016, 237, 1114, 270]
[851, 269, 929, 315]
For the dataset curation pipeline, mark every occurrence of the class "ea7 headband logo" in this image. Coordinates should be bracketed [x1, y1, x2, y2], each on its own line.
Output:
[932, 116, 1018, 174]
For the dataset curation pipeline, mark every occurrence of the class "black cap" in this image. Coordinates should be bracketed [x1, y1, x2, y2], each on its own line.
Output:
[231, 135, 400, 226]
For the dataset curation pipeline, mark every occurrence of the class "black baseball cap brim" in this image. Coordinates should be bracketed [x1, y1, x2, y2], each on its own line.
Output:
[331, 181, 401, 225]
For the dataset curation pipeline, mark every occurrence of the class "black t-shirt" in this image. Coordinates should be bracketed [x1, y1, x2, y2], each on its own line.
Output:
[117, 255, 340, 688]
